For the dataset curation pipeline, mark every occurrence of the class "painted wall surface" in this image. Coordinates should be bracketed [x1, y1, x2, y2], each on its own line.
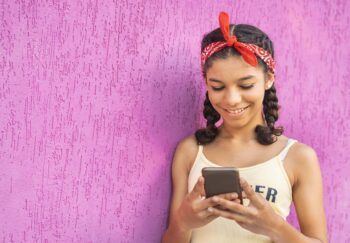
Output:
[1, 0, 349, 242]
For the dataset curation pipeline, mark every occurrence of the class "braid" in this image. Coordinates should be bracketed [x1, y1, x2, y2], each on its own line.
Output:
[195, 92, 221, 145]
[255, 84, 283, 144]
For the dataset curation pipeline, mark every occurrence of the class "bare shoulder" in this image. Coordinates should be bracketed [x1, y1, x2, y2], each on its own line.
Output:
[173, 134, 199, 172]
[286, 140, 321, 185]
[168, 134, 199, 219]
[288, 141, 319, 165]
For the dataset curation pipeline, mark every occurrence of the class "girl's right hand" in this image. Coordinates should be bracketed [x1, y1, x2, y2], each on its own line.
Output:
[174, 176, 238, 232]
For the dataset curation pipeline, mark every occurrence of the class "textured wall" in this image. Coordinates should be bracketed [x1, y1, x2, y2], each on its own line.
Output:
[0, 0, 349, 242]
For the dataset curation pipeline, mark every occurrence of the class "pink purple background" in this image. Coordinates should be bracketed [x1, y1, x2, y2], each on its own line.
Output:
[1, 0, 349, 242]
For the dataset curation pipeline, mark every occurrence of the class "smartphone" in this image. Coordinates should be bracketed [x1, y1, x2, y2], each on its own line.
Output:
[201, 167, 243, 204]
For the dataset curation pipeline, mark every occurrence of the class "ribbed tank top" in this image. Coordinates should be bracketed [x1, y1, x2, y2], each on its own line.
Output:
[188, 138, 297, 243]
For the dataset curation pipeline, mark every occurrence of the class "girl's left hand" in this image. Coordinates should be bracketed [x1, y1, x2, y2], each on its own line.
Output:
[208, 178, 283, 237]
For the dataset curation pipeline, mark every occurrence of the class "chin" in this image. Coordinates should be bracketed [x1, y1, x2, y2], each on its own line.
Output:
[223, 118, 248, 128]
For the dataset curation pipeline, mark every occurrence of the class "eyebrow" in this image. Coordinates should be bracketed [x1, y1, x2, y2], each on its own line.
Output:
[208, 75, 255, 83]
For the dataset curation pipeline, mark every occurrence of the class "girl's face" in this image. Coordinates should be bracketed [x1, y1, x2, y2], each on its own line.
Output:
[205, 55, 274, 129]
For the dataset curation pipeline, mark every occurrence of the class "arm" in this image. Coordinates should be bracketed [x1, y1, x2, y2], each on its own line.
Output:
[162, 137, 193, 243]
[162, 136, 220, 243]
[162, 137, 194, 243]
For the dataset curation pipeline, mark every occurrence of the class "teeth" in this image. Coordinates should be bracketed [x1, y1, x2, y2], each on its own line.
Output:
[226, 107, 247, 114]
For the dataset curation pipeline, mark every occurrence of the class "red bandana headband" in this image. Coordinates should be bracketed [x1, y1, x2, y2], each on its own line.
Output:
[201, 12, 275, 74]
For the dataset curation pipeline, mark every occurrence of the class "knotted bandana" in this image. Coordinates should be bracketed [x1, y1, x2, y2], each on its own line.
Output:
[201, 12, 275, 74]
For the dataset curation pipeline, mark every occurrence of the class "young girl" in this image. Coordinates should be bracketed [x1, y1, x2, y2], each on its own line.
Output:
[162, 12, 327, 243]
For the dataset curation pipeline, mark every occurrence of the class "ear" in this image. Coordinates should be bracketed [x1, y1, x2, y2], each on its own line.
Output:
[264, 71, 275, 90]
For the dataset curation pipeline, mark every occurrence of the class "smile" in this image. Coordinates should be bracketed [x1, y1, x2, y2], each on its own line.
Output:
[223, 106, 249, 116]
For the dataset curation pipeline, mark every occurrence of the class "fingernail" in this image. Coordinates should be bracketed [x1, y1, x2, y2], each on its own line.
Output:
[208, 207, 213, 212]
[212, 196, 219, 202]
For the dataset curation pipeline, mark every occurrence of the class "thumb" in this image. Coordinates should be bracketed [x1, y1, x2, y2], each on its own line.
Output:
[240, 177, 264, 208]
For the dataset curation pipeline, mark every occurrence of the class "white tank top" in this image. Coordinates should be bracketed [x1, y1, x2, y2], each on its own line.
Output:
[188, 138, 297, 243]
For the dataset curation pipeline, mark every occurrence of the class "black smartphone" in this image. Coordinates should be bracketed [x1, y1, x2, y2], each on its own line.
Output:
[201, 167, 243, 204]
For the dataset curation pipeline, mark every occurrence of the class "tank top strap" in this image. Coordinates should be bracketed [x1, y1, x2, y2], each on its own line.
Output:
[197, 144, 204, 155]
[278, 138, 298, 162]
[192, 145, 204, 170]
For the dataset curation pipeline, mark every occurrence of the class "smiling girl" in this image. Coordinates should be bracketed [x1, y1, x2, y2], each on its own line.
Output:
[162, 12, 327, 243]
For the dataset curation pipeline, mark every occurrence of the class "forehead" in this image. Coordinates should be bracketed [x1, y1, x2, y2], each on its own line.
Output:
[206, 56, 264, 81]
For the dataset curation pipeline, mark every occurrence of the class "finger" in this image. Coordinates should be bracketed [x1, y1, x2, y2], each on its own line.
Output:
[240, 178, 264, 208]
[190, 176, 206, 199]
[217, 192, 239, 201]
[196, 196, 221, 212]
[208, 206, 247, 223]
[214, 193, 239, 210]
[200, 207, 219, 219]
[214, 196, 250, 215]
[214, 205, 226, 210]
[233, 198, 241, 204]
[196, 193, 237, 213]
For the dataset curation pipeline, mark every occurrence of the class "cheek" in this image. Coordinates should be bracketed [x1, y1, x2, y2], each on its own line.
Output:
[207, 90, 223, 103]
[245, 90, 265, 103]
[243, 84, 266, 102]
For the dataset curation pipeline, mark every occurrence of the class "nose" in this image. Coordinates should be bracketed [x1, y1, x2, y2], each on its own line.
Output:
[225, 88, 242, 105]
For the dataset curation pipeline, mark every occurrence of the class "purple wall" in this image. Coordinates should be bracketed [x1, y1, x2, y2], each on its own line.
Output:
[1, 0, 349, 242]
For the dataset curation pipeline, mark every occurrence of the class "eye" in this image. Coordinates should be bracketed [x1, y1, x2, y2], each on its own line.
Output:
[212, 86, 225, 91]
[240, 85, 254, 90]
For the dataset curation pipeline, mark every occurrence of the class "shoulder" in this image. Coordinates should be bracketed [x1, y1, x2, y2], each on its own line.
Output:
[172, 134, 199, 172]
[289, 141, 319, 165]
[286, 140, 321, 186]
[167, 135, 200, 220]
[176, 134, 199, 153]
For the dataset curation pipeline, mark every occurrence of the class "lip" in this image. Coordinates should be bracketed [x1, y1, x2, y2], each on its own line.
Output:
[223, 106, 249, 117]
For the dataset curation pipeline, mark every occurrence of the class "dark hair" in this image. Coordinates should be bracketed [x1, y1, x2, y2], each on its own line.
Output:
[195, 24, 283, 145]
